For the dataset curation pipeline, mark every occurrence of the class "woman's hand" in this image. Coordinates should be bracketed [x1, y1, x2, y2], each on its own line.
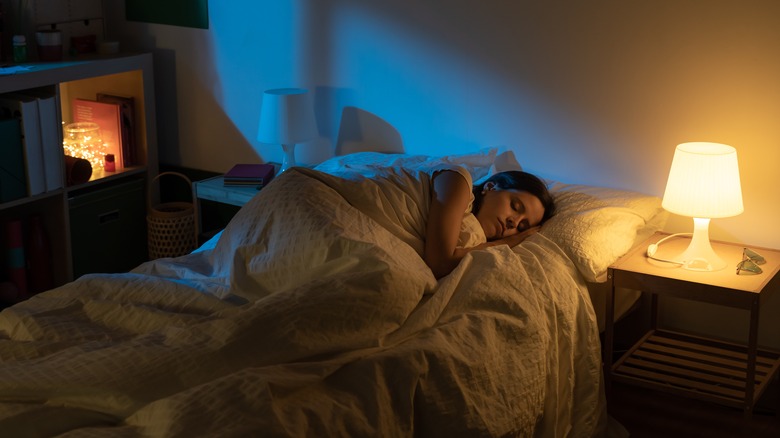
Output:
[464, 225, 540, 255]
[449, 226, 540, 271]
[489, 225, 540, 247]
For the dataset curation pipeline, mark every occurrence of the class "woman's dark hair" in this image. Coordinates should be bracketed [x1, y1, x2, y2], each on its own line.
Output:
[471, 171, 556, 224]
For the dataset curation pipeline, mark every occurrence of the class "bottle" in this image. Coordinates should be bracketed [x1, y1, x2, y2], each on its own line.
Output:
[12, 35, 26, 63]
[104, 153, 116, 172]
[35, 29, 63, 62]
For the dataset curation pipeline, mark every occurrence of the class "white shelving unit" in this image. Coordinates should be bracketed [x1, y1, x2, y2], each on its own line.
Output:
[0, 53, 158, 288]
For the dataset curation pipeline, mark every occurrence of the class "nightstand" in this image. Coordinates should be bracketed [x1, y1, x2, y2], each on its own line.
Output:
[604, 231, 780, 415]
[192, 175, 260, 236]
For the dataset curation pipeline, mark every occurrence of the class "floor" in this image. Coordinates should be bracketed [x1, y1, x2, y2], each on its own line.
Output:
[607, 378, 780, 437]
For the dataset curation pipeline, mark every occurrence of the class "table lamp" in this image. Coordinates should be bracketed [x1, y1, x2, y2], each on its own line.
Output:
[661, 142, 744, 271]
[256, 88, 317, 173]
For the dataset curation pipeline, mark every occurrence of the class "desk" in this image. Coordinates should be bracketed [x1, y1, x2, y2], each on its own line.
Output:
[604, 232, 780, 415]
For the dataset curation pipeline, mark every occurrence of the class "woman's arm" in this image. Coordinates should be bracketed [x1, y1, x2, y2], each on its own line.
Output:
[424, 171, 472, 278]
[424, 170, 539, 279]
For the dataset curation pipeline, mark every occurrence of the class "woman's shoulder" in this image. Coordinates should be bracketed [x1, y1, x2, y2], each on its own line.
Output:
[426, 164, 474, 188]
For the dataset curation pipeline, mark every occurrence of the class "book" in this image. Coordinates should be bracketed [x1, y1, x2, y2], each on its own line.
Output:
[223, 164, 275, 186]
[19, 89, 64, 191]
[97, 93, 136, 166]
[0, 94, 46, 196]
[72, 98, 124, 170]
[0, 118, 27, 202]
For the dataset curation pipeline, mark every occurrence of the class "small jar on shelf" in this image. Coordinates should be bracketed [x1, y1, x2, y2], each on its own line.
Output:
[12, 35, 27, 63]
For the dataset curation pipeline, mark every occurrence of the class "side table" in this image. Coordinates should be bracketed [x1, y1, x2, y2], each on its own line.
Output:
[604, 232, 780, 415]
[192, 175, 260, 236]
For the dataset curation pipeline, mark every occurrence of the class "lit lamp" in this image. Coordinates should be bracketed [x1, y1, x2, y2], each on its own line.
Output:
[256, 88, 317, 173]
[661, 142, 744, 271]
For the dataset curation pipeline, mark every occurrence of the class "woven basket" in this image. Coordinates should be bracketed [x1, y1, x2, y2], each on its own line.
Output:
[147, 172, 198, 259]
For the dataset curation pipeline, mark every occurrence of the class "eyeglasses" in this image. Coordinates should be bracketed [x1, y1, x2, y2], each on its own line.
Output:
[736, 248, 766, 275]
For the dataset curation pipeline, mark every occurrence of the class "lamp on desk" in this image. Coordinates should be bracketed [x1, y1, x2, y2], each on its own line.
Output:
[256, 88, 317, 173]
[661, 142, 744, 271]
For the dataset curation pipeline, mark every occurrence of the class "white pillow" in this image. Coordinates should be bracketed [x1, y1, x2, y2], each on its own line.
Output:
[541, 181, 666, 282]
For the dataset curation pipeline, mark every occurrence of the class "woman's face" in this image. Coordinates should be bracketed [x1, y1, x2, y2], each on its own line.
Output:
[475, 188, 545, 241]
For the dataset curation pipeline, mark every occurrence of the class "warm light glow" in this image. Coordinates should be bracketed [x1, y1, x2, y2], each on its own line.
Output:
[661, 142, 744, 271]
[662, 142, 744, 218]
[62, 122, 107, 169]
[257, 88, 317, 173]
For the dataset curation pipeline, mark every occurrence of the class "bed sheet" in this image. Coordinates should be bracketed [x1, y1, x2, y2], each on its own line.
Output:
[0, 167, 605, 437]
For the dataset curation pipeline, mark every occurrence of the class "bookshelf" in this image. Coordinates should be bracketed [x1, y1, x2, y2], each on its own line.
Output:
[0, 53, 158, 302]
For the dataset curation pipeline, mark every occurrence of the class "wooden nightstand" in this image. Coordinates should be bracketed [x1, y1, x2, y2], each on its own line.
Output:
[192, 175, 261, 236]
[604, 232, 780, 415]
[194, 175, 259, 206]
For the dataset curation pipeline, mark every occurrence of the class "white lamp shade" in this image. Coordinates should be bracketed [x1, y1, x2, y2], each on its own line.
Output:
[257, 88, 317, 145]
[662, 142, 744, 219]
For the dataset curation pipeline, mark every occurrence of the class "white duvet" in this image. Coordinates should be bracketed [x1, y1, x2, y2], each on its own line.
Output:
[0, 167, 606, 437]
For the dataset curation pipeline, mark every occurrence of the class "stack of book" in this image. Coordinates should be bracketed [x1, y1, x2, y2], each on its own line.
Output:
[0, 89, 64, 200]
[223, 163, 276, 187]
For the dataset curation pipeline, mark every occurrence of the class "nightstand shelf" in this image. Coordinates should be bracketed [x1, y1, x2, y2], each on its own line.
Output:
[605, 232, 780, 415]
[613, 329, 780, 408]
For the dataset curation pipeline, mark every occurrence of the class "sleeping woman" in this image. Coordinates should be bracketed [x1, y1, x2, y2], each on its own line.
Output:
[424, 169, 556, 278]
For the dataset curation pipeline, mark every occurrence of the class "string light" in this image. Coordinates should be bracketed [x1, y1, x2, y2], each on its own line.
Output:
[62, 122, 107, 169]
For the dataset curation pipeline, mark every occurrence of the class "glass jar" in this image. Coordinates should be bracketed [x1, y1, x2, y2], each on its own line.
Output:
[12, 35, 27, 63]
[62, 122, 106, 169]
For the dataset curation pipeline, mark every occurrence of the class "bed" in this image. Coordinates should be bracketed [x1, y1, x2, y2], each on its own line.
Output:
[0, 148, 664, 437]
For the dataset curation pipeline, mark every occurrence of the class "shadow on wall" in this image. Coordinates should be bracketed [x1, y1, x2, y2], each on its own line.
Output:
[152, 49, 181, 164]
[309, 86, 404, 160]
[335, 106, 404, 155]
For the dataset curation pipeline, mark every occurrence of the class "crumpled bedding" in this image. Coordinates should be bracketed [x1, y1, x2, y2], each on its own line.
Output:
[0, 167, 606, 437]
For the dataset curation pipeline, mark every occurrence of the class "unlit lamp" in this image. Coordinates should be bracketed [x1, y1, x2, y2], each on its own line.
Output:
[256, 88, 317, 173]
[661, 142, 744, 271]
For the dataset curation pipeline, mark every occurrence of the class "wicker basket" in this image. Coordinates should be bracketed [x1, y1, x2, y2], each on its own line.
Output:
[147, 172, 198, 259]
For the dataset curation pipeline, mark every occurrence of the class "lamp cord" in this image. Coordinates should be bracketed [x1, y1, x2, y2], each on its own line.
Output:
[645, 233, 693, 264]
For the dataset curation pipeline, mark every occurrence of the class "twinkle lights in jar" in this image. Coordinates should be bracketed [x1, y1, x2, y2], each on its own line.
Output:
[62, 122, 107, 169]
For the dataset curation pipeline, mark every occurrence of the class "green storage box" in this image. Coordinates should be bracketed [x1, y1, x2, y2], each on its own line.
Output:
[69, 178, 148, 278]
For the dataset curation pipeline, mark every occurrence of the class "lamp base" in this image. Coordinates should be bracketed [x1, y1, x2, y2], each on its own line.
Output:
[280, 143, 296, 173]
[672, 217, 727, 272]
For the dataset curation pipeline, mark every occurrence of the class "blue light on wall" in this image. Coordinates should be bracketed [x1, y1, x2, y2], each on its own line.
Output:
[203, 1, 619, 182]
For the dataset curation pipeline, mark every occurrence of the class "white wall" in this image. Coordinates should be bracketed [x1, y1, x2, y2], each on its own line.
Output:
[103, 1, 780, 347]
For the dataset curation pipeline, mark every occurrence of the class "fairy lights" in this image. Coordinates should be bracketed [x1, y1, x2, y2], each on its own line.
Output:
[62, 122, 107, 169]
